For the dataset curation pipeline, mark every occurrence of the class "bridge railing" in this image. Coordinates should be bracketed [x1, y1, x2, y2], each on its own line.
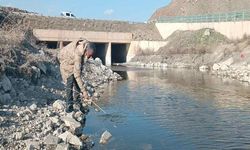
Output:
[154, 10, 250, 23]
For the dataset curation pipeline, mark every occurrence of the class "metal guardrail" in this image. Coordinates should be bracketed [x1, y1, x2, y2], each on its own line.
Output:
[154, 10, 250, 23]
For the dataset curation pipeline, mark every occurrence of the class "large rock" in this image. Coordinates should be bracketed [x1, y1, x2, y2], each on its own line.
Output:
[56, 143, 69, 150]
[53, 127, 63, 136]
[50, 116, 61, 125]
[221, 57, 234, 66]
[61, 116, 81, 134]
[36, 61, 47, 74]
[212, 63, 220, 71]
[74, 111, 85, 123]
[44, 135, 60, 145]
[99, 130, 112, 144]
[29, 104, 38, 111]
[53, 100, 66, 111]
[0, 58, 5, 74]
[58, 131, 83, 146]
[25, 140, 40, 150]
[199, 65, 209, 72]
[31, 66, 41, 84]
[15, 131, 24, 140]
[0, 93, 11, 104]
[220, 64, 229, 71]
[95, 58, 103, 66]
[81, 58, 122, 86]
[0, 74, 12, 92]
[203, 29, 211, 36]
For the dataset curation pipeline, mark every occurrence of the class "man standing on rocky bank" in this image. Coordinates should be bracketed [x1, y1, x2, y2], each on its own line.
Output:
[58, 39, 94, 113]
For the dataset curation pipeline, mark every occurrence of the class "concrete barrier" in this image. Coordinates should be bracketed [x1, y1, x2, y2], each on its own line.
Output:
[33, 29, 132, 43]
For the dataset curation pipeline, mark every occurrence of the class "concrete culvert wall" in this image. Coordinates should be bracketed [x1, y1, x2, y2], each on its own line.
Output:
[111, 44, 128, 64]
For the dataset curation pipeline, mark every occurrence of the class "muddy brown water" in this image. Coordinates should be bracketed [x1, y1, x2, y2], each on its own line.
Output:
[84, 67, 250, 150]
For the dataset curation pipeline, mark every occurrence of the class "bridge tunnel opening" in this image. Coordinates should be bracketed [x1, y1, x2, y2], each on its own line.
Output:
[36, 41, 130, 66]
[38, 41, 58, 49]
[111, 43, 129, 64]
[92, 43, 107, 65]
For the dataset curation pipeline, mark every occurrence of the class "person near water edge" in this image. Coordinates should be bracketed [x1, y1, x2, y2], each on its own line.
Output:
[58, 38, 95, 113]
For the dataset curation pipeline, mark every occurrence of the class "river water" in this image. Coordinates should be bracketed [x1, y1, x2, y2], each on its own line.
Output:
[84, 67, 250, 150]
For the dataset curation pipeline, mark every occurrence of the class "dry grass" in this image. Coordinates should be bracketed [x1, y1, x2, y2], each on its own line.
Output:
[156, 29, 229, 55]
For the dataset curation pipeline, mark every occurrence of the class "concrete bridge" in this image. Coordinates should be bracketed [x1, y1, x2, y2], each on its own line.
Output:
[33, 29, 132, 66]
[33, 29, 167, 66]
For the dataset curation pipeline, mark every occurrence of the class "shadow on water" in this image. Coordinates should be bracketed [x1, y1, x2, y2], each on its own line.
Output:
[85, 67, 250, 150]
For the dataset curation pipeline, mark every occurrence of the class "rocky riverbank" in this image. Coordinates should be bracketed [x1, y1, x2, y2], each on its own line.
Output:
[0, 7, 124, 149]
[126, 61, 250, 86]
[129, 29, 250, 85]
[0, 56, 121, 150]
[211, 61, 250, 84]
[0, 27, 121, 149]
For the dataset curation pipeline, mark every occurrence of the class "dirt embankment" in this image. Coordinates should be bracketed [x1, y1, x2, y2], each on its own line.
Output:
[150, 0, 250, 21]
[0, 7, 162, 41]
[130, 28, 250, 84]
[131, 29, 230, 67]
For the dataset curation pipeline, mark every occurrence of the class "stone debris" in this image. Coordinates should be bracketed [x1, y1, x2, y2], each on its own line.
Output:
[0, 12, 121, 149]
[29, 104, 38, 111]
[0, 74, 14, 105]
[82, 58, 122, 90]
[59, 131, 83, 146]
[15, 132, 24, 140]
[25, 140, 41, 150]
[56, 143, 69, 150]
[212, 63, 220, 71]
[1, 74, 12, 92]
[0, 57, 121, 150]
[53, 128, 63, 136]
[99, 130, 112, 144]
[61, 116, 81, 133]
[50, 116, 61, 125]
[203, 28, 211, 36]
[74, 111, 85, 123]
[199, 65, 209, 72]
[44, 134, 60, 145]
[53, 100, 66, 111]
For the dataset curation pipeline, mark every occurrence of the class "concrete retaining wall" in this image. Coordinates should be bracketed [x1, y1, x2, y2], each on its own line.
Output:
[156, 21, 250, 40]
[127, 41, 168, 62]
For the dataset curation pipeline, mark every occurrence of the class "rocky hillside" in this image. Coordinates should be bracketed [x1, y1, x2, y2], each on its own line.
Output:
[150, 0, 250, 21]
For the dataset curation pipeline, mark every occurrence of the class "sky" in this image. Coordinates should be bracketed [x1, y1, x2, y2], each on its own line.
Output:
[0, 0, 170, 22]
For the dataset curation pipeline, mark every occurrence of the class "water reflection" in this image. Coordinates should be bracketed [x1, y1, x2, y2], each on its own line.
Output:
[85, 68, 250, 150]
